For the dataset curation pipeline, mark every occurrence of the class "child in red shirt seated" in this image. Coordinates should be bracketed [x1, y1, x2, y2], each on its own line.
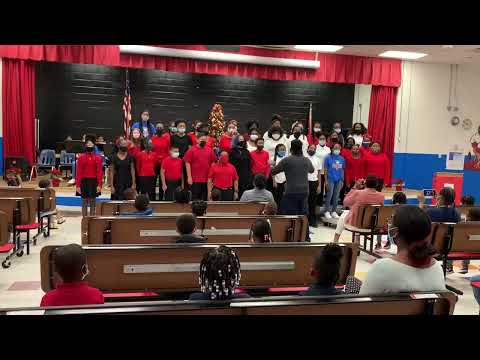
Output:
[40, 244, 104, 307]
[161, 145, 184, 201]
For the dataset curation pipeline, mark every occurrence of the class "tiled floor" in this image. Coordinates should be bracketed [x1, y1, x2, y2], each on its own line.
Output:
[0, 213, 478, 314]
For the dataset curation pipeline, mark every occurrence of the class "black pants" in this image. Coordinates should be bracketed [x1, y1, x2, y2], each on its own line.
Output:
[139, 176, 156, 201]
[214, 187, 234, 201]
[154, 164, 164, 201]
[273, 182, 285, 207]
[165, 179, 182, 201]
[308, 180, 319, 226]
[191, 182, 208, 201]
[316, 174, 325, 206]
[111, 183, 131, 200]
[376, 178, 385, 192]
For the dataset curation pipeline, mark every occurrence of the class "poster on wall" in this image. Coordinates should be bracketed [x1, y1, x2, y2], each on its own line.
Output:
[465, 126, 480, 171]
[447, 150, 465, 170]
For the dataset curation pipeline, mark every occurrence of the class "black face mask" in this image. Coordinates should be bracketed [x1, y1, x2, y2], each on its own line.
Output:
[257, 145, 264, 151]
[293, 132, 301, 139]
[199, 140, 206, 148]
[346, 143, 353, 149]
[354, 128, 362, 134]
[331, 138, 338, 143]
[85, 147, 94, 153]
[238, 141, 246, 148]
[307, 150, 316, 156]
[119, 146, 128, 152]
[156, 128, 164, 136]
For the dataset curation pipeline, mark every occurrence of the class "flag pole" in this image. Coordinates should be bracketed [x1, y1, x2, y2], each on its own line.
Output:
[308, 102, 313, 136]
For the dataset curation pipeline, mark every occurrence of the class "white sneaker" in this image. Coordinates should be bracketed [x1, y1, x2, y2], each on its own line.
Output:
[67, 179, 76, 185]
[332, 212, 340, 219]
[324, 211, 332, 219]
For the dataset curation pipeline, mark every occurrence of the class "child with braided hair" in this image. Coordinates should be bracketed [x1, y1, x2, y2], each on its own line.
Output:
[189, 245, 250, 300]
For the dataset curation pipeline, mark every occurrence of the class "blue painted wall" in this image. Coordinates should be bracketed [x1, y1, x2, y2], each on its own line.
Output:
[393, 152, 480, 201]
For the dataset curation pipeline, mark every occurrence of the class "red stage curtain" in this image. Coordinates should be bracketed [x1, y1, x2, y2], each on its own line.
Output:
[0, 45, 120, 66]
[0, 45, 401, 87]
[2, 59, 37, 165]
[368, 85, 398, 185]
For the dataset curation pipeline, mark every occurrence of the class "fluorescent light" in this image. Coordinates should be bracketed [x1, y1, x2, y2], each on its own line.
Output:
[294, 45, 343, 52]
[119, 45, 320, 69]
[378, 50, 428, 60]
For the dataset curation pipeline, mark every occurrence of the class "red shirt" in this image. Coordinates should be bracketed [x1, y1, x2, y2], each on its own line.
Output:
[161, 156, 183, 181]
[188, 132, 198, 146]
[219, 134, 233, 153]
[136, 151, 158, 177]
[307, 134, 319, 146]
[250, 149, 270, 178]
[76, 153, 103, 186]
[128, 143, 142, 159]
[40, 282, 104, 307]
[345, 155, 366, 186]
[364, 152, 391, 186]
[183, 145, 217, 183]
[151, 133, 170, 164]
[208, 162, 239, 189]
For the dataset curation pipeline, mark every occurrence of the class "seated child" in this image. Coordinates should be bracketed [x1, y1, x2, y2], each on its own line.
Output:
[261, 201, 278, 216]
[174, 188, 192, 204]
[250, 219, 272, 243]
[210, 188, 221, 202]
[300, 243, 362, 296]
[461, 195, 475, 207]
[175, 214, 206, 243]
[459, 207, 480, 274]
[192, 200, 208, 217]
[189, 245, 250, 300]
[123, 188, 138, 201]
[40, 244, 104, 306]
[38, 179, 65, 226]
[122, 194, 153, 216]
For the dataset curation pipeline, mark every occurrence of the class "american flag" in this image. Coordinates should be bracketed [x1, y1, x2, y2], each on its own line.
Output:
[122, 70, 132, 138]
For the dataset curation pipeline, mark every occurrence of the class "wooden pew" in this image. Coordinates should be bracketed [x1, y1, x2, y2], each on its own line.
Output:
[0, 291, 457, 315]
[344, 205, 396, 257]
[0, 187, 56, 237]
[97, 201, 268, 217]
[81, 215, 308, 245]
[40, 243, 358, 297]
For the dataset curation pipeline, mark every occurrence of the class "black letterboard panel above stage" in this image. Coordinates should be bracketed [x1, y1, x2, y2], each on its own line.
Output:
[36, 62, 354, 149]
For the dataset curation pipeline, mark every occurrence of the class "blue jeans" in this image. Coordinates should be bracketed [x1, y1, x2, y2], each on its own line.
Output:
[471, 275, 480, 307]
[325, 180, 343, 213]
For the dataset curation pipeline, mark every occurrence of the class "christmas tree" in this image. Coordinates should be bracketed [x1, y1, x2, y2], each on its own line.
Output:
[208, 103, 225, 139]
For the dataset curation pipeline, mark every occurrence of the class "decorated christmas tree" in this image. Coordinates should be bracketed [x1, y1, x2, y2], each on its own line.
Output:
[208, 103, 225, 139]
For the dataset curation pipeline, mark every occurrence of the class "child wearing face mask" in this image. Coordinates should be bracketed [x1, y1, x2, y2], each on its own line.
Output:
[152, 122, 170, 200]
[188, 120, 203, 146]
[229, 135, 253, 199]
[327, 130, 344, 149]
[76, 139, 103, 217]
[323, 143, 345, 220]
[363, 141, 391, 190]
[314, 133, 331, 207]
[109, 140, 136, 200]
[246, 128, 261, 152]
[161, 145, 184, 201]
[250, 138, 270, 179]
[307, 121, 323, 146]
[287, 122, 309, 156]
[170, 120, 193, 159]
[264, 126, 288, 162]
[219, 120, 238, 153]
[131, 109, 156, 139]
[136, 139, 159, 201]
[207, 151, 239, 201]
[40, 244, 103, 307]
[307, 144, 322, 227]
[273, 144, 287, 206]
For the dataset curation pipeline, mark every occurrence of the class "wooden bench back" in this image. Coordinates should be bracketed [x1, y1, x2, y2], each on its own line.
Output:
[0, 187, 56, 213]
[0, 197, 36, 227]
[40, 243, 358, 293]
[354, 205, 396, 232]
[97, 201, 268, 216]
[81, 215, 307, 245]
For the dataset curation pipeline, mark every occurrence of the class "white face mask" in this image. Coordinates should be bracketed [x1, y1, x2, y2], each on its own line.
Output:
[313, 128, 321, 133]
[228, 127, 237, 134]
[272, 133, 281, 141]
[178, 128, 186, 134]
[171, 151, 180, 158]
[334, 128, 341, 134]
[250, 134, 259, 141]
[333, 149, 341, 155]
[319, 139, 326, 146]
